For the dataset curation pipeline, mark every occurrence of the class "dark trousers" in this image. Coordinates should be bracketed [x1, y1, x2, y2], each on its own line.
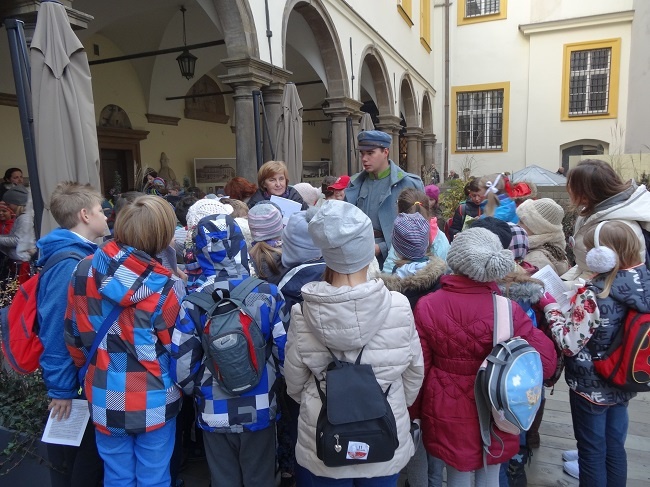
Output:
[47, 422, 103, 487]
[203, 425, 276, 487]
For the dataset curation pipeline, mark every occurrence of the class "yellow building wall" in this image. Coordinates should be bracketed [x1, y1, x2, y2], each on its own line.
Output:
[0, 105, 28, 173]
[87, 34, 236, 186]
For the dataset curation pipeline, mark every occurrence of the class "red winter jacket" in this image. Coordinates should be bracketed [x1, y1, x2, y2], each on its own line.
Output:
[412, 274, 557, 472]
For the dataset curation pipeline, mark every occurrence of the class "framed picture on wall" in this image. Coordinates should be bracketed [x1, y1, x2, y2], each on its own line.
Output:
[193, 158, 236, 192]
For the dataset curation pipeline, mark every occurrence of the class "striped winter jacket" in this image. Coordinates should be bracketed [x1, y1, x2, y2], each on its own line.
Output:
[64, 240, 184, 436]
[171, 276, 288, 433]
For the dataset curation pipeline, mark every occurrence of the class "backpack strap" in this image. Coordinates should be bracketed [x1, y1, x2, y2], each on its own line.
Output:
[230, 276, 265, 302]
[77, 304, 122, 394]
[183, 292, 218, 315]
[40, 251, 85, 275]
[492, 293, 514, 345]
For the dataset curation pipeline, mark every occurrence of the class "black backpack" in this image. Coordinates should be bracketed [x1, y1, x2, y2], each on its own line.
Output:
[315, 347, 399, 467]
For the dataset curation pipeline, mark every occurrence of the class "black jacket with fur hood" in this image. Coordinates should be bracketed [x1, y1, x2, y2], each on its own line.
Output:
[380, 256, 447, 309]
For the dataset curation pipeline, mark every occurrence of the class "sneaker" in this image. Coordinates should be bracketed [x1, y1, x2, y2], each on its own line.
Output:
[562, 449, 579, 462]
[563, 460, 579, 479]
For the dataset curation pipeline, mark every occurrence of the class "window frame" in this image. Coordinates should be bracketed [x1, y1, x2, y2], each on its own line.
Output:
[420, 0, 432, 52]
[458, 0, 507, 25]
[398, 0, 414, 26]
[451, 82, 510, 154]
[561, 38, 621, 121]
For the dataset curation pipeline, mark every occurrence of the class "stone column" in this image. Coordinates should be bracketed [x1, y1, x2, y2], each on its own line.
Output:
[220, 58, 290, 183]
[323, 97, 363, 176]
[261, 82, 286, 163]
[422, 134, 437, 182]
[376, 114, 403, 163]
[405, 126, 424, 175]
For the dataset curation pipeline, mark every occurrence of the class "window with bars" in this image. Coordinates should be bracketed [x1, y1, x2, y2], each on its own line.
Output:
[465, 0, 499, 18]
[568, 48, 611, 116]
[456, 89, 504, 151]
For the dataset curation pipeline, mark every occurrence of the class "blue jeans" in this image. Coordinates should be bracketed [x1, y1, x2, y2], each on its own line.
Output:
[95, 418, 176, 487]
[569, 391, 628, 487]
[295, 464, 399, 486]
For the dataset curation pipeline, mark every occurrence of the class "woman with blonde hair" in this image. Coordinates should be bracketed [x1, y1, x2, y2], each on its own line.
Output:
[65, 195, 184, 487]
[247, 160, 308, 210]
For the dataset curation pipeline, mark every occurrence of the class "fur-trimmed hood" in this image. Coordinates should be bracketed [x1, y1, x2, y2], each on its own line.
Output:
[381, 256, 447, 295]
[497, 272, 544, 305]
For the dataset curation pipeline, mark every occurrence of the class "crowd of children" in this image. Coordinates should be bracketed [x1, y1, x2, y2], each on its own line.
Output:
[0, 157, 647, 487]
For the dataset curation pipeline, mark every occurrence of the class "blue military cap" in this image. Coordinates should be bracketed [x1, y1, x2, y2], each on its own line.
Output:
[357, 130, 392, 150]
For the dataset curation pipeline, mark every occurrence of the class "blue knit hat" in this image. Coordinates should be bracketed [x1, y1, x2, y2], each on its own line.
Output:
[392, 212, 430, 261]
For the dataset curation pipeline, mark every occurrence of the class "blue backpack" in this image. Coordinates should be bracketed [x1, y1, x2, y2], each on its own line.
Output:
[475, 294, 543, 460]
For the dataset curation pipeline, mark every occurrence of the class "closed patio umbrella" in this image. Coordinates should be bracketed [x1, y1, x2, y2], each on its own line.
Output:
[357, 112, 375, 172]
[275, 83, 303, 184]
[30, 0, 101, 236]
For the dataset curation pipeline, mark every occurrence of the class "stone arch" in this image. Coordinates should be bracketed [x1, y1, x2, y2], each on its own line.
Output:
[358, 46, 393, 115]
[184, 75, 229, 124]
[211, 0, 259, 58]
[560, 139, 607, 173]
[421, 92, 433, 134]
[399, 74, 418, 127]
[282, 0, 349, 98]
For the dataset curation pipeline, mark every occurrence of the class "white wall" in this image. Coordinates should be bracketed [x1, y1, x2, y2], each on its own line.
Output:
[525, 22, 632, 169]
[441, 0, 635, 177]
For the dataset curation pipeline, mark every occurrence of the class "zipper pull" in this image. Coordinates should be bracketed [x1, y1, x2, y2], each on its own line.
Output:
[334, 434, 341, 453]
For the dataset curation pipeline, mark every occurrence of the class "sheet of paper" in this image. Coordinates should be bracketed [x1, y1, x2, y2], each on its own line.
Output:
[41, 399, 90, 446]
[269, 195, 302, 224]
[532, 265, 571, 312]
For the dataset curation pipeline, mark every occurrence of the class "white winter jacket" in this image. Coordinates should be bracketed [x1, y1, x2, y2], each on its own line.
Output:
[285, 278, 424, 479]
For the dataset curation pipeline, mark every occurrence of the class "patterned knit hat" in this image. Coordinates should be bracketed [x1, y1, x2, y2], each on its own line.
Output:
[186, 198, 234, 230]
[447, 228, 515, 282]
[195, 214, 249, 278]
[248, 203, 284, 242]
[516, 198, 564, 236]
[392, 212, 430, 261]
[508, 222, 529, 261]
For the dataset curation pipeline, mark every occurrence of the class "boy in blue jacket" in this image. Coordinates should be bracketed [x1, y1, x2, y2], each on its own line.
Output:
[37, 181, 108, 486]
[172, 214, 287, 487]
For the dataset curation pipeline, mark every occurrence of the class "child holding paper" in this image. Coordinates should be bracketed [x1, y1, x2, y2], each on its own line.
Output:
[539, 221, 650, 486]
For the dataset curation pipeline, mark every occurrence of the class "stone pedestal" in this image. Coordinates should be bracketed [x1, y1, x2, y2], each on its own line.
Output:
[261, 82, 287, 163]
[423, 134, 437, 182]
[323, 97, 363, 176]
[405, 126, 424, 175]
[375, 114, 403, 162]
[220, 58, 290, 183]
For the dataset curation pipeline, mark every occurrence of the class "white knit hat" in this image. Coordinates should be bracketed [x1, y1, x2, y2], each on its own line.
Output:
[516, 198, 564, 236]
[293, 183, 320, 206]
[186, 198, 234, 229]
[447, 228, 515, 282]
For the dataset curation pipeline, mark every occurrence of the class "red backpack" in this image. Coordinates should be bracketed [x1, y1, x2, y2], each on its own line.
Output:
[0, 252, 82, 374]
[591, 310, 650, 392]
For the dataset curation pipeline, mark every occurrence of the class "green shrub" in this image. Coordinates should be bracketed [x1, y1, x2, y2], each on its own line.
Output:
[439, 179, 467, 220]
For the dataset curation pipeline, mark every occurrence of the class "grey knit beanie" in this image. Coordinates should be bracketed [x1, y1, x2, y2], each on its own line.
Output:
[308, 200, 374, 274]
[281, 209, 322, 267]
[447, 228, 515, 282]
